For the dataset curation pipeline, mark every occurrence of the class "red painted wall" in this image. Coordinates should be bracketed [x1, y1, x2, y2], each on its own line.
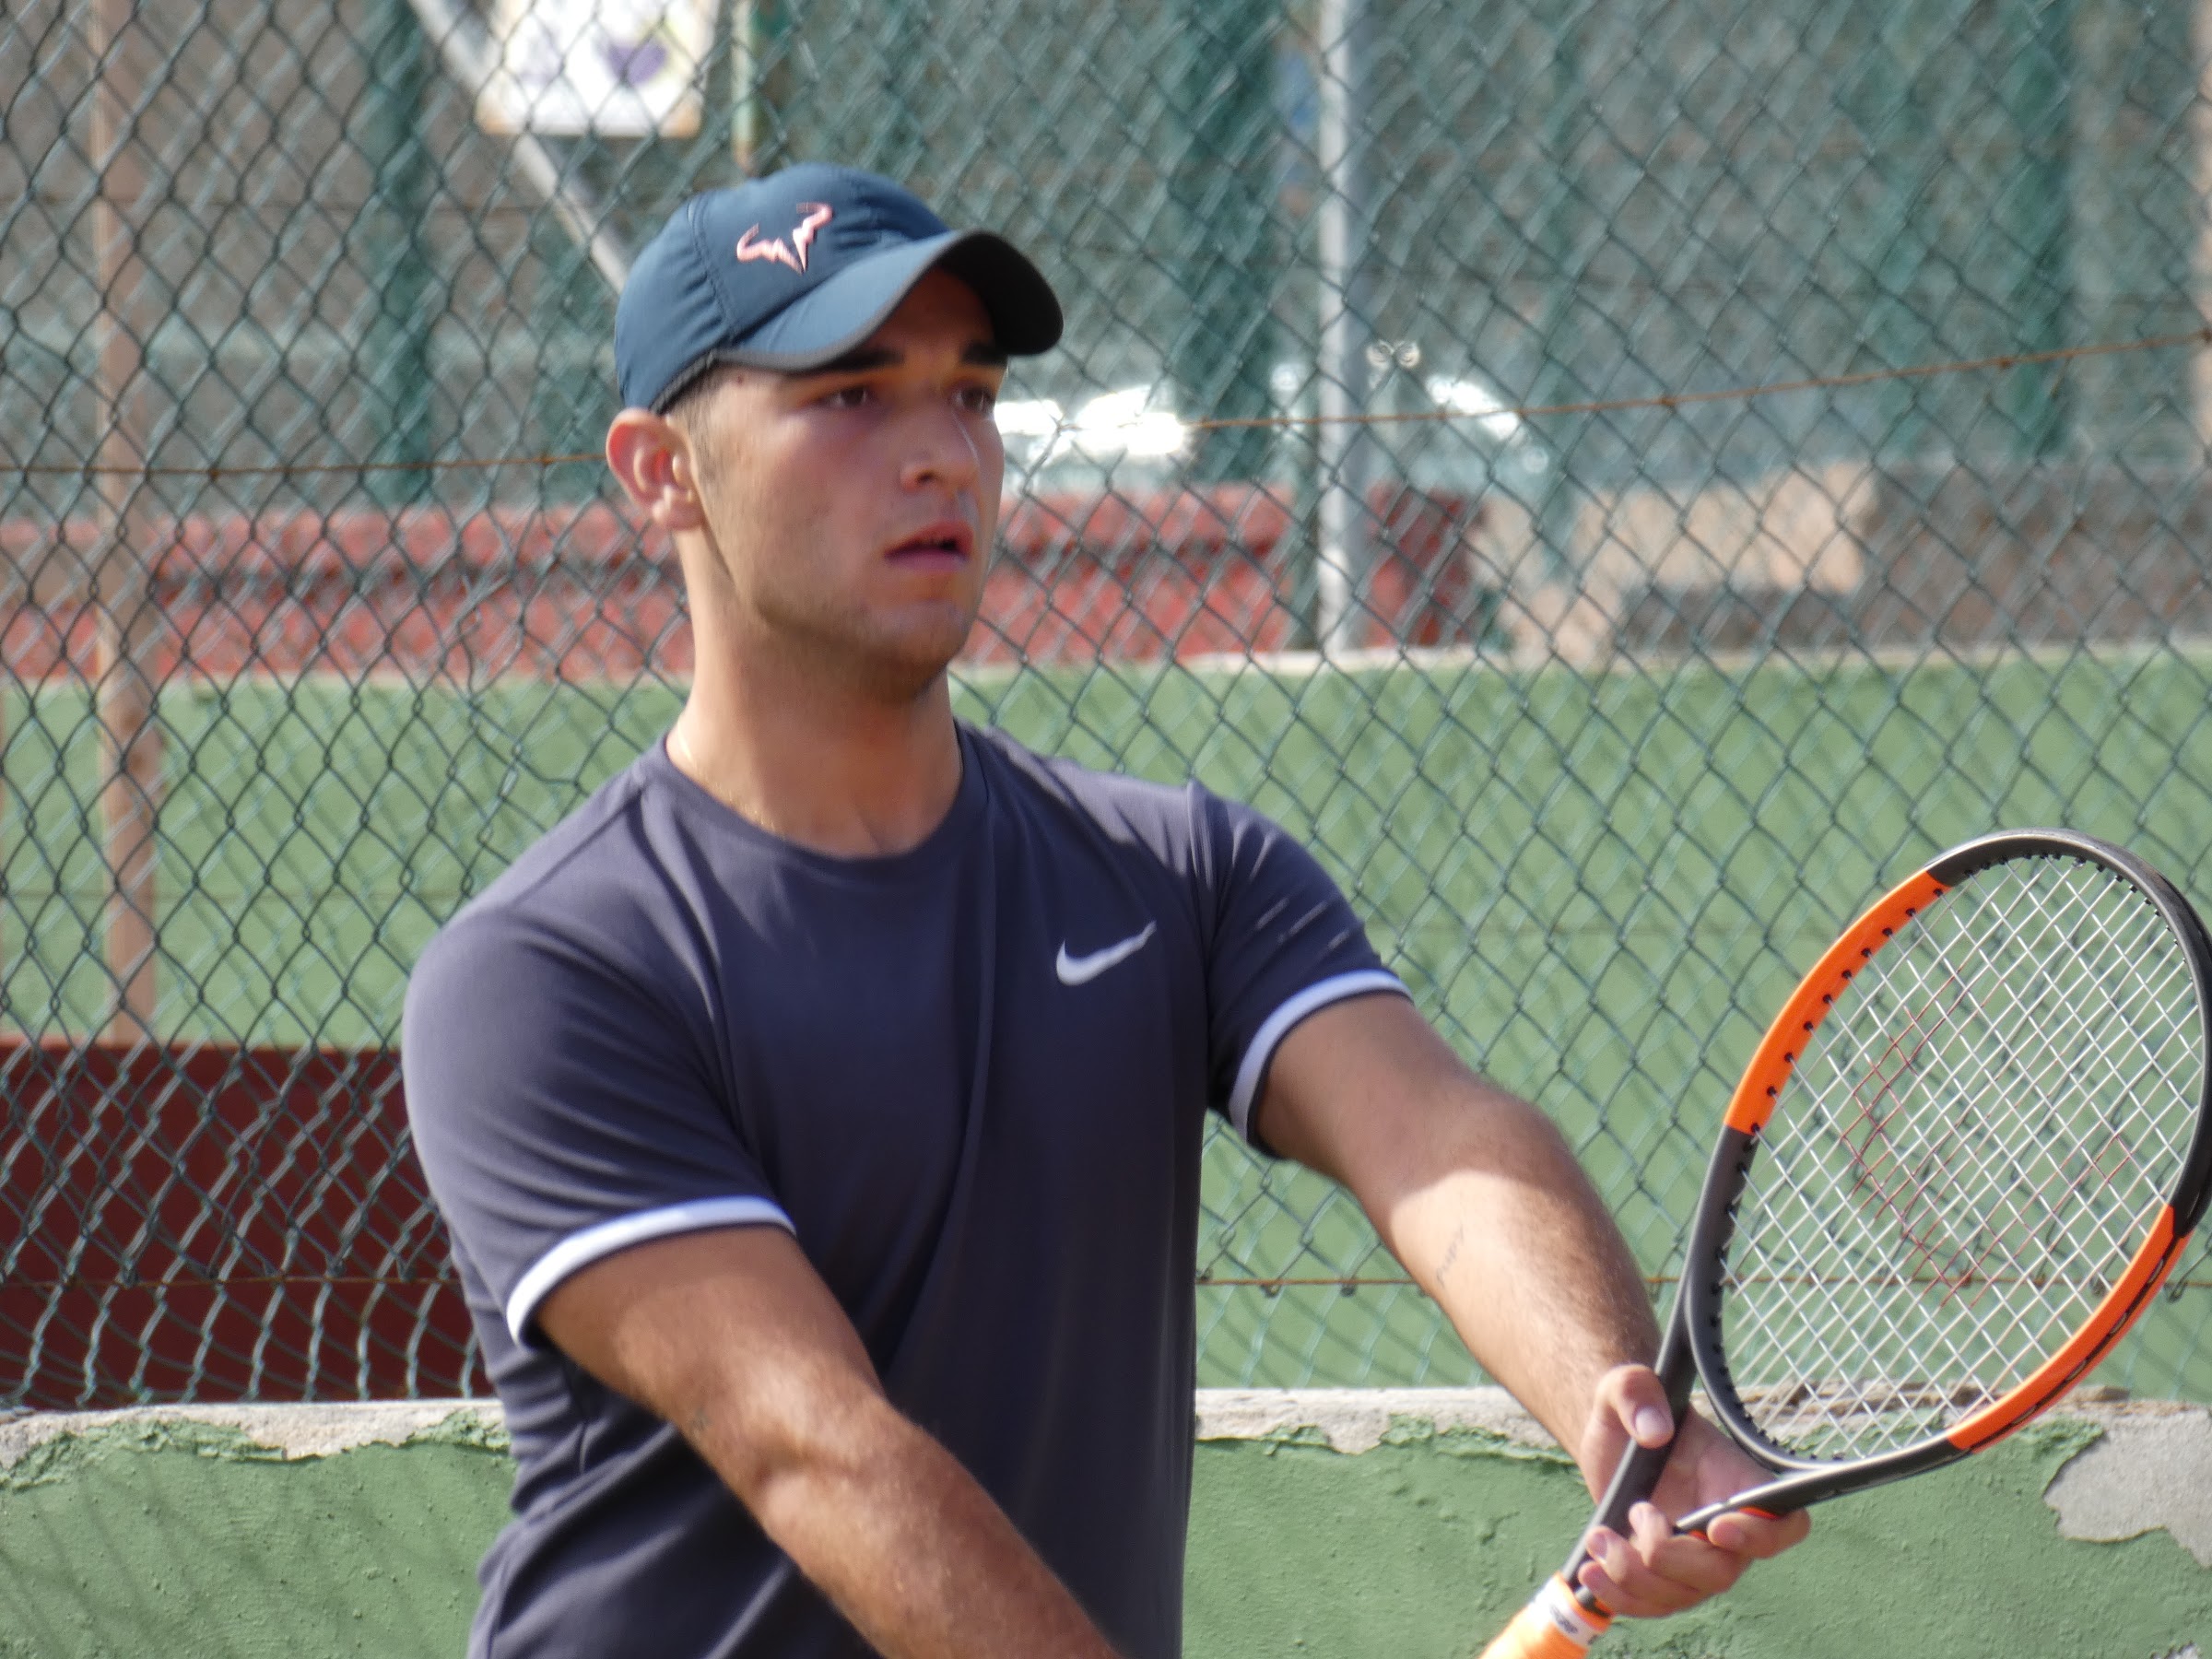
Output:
[0, 1039, 478, 1407]
[0, 487, 1482, 684]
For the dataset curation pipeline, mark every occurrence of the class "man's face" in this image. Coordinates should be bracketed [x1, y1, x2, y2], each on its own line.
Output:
[677, 269, 1009, 700]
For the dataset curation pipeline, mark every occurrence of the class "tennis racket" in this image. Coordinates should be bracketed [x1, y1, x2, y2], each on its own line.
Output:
[1479, 828, 2212, 1658]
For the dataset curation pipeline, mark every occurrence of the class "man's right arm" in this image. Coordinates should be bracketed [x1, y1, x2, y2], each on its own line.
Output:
[537, 1225, 1122, 1659]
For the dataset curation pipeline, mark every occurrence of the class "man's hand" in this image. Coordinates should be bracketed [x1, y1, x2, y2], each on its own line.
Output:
[1255, 997, 1808, 1625]
[1571, 1364, 1810, 1618]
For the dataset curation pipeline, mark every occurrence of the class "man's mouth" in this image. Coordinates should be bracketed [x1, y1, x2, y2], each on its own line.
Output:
[886, 522, 975, 564]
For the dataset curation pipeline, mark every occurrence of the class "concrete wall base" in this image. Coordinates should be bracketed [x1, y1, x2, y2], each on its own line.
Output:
[2, 1391, 2206, 1656]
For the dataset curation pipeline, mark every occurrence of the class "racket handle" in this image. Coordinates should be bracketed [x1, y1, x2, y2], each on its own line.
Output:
[1588, 1315, 1697, 1539]
[1586, 1428, 1678, 1539]
[1475, 1575, 1613, 1659]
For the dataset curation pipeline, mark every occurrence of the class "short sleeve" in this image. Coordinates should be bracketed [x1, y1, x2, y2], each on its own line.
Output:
[402, 903, 792, 1348]
[1191, 786, 1409, 1144]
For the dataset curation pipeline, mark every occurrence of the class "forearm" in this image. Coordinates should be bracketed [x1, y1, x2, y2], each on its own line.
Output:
[1257, 997, 1657, 1466]
[1256, 997, 1813, 1615]
[1380, 1086, 1659, 1461]
[539, 1229, 1121, 1659]
[692, 1384, 1121, 1659]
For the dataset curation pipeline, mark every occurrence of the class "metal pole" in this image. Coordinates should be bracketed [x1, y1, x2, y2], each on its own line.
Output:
[1314, 0, 1373, 655]
[2195, 0, 2212, 449]
[694, 0, 737, 189]
[1171, 0, 1277, 485]
[733, 0, 759, 168]
[364, 0, 434, 508]
[2001, 0, 2075, 457]
[732, 0, 793, 174]
[1843, 5, 1936, 462]
[87, 0, 162, 1042]
[403, 0, 631, 294]
[875, 0, 930, 183]
[1530, 21, 1589, 585]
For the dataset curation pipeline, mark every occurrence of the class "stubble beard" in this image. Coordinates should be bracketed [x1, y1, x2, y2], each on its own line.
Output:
[742, 559, 979, 710]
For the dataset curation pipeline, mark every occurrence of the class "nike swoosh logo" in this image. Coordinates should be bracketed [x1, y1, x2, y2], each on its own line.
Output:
[1055, 923, 1158, 986]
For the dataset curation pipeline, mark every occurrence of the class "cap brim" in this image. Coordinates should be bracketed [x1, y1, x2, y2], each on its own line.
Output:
[706, 229, 1063, 376]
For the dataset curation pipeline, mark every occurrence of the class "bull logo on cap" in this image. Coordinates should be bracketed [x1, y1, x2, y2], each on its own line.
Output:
[735, 203, 834, 274]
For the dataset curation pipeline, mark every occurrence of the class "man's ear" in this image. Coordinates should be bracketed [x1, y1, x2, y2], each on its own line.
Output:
[606, 408, 710, 533]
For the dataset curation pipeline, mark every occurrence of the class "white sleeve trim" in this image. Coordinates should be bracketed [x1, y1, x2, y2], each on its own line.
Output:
[505, 1195, 796, 1346]
[1227, 969, 1411, 1141]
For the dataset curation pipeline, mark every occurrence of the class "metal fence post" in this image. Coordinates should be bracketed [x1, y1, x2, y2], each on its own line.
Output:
[1845, 6, 1937, 461]
[2002, 0, 2076, 457]
[732, 0, 792, 174]
[1171, 0, 1278, 485]
[86, 0, 162, 1042]
[2192, 0, 2212, 452]
[693, 0, 739, 190]
[363, 0, 435, 509]
[1314, 0, 1373, 653]
[1530, 17, 1590, 586]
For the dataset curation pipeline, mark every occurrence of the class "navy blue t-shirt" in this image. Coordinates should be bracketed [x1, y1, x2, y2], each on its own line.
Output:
[403, 724, 1405, 1658]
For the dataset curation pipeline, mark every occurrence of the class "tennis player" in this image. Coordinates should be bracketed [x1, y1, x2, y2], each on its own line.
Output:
[402, 162, 1806, 1659]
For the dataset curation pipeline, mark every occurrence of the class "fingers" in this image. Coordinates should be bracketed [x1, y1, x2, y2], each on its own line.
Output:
[1572, 1409, 1816, 1619]
[1704, 1504, 1810, 1559]
[1576, 1500, 1747, 1619]
[1572, 1369, 1814, 1620]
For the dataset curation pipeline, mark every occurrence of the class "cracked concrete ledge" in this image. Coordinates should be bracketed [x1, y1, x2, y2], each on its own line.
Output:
[1193, 1386, 1555, 1454]
[6, 1388, 2209, 1575]
[0, 1389, 1552, 1470]
[0, 1398, 507, 1468]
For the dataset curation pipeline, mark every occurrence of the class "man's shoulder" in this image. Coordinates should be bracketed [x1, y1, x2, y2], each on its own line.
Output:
[967, 724, 1294, 880]
[468, 757, 655, 909]
[968, 724, 1201, 842]
[413, 749, 683, 988]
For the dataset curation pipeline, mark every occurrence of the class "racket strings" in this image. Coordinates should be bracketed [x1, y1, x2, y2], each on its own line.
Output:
[1718, 857, 2204, 1460]
[1860, 877, 2182, 1285]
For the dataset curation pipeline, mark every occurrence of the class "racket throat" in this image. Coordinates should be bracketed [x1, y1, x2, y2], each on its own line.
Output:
[1672, 1437, 1957, 1535]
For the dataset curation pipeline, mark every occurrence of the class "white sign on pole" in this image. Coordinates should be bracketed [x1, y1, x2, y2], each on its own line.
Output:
[477, 0, 712, 135]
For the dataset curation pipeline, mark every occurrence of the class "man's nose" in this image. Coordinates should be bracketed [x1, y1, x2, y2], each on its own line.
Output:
[900, 401, 982, 493]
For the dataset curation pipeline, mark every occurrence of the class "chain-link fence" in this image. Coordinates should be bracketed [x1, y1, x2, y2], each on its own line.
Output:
[6, 0, 2212, 1409]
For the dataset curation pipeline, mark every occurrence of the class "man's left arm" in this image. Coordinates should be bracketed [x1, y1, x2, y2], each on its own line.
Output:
[1251, 991, 1809, 1618]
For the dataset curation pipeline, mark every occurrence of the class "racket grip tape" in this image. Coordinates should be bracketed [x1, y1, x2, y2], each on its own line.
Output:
[1588, 1430, 1677, 1538]
[1475, 1575, 1613, 1659]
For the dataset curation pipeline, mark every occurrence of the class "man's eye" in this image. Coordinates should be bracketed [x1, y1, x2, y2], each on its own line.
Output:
[821, 384, 873, 408]
[959, 385, 999, 415]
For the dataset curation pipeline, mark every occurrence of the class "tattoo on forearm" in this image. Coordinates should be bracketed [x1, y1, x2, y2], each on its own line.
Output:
[1434, 1222, 1467, 1288]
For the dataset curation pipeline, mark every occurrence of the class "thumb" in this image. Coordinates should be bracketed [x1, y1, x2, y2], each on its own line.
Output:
[1606, 1363, 1676, 1448]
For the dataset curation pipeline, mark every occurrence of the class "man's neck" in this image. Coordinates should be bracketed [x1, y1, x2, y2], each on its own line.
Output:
[668, 667, 965, 859]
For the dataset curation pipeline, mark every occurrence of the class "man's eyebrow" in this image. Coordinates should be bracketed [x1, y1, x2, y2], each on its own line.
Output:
[799, 346, 900, 378]
[795, 339, 1008, 379]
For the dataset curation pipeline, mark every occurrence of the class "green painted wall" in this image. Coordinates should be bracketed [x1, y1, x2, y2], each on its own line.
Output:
[0, 1419, 505, 1658]
[1187, 1421, 2208, 1657]
[0, 1410, 2205, 1657]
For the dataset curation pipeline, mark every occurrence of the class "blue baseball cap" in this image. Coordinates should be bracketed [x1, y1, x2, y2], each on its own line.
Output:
[615, 162, 1065, 413]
